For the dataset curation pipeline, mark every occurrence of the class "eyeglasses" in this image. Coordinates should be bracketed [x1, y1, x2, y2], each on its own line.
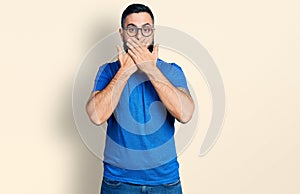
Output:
[123, 24, 155, 37]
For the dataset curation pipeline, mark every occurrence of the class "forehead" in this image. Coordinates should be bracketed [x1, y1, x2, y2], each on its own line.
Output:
[124, 12, 153, 27]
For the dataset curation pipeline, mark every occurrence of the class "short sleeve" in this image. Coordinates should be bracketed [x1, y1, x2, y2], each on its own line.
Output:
[92, 63, 112, 92]
[158, 61, 190, 93]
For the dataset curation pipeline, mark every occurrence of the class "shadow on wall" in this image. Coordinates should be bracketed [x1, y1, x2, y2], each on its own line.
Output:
[56, 17, 118, 194]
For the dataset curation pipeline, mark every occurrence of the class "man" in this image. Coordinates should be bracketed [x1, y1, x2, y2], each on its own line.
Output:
[86, 3, 194, 194]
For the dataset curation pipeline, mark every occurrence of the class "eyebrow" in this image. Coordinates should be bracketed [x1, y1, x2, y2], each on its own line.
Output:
[126, 22, 151, 27]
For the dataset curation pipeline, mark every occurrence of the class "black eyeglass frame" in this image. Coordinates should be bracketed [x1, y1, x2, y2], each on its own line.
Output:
[123, 24, 155, 37]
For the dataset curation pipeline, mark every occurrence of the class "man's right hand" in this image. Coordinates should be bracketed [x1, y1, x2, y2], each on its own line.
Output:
[86, 46, 137, 126]
[117, 45, 137, 75]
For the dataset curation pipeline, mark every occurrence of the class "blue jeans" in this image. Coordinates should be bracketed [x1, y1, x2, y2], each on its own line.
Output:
[100, 177, 183, 194]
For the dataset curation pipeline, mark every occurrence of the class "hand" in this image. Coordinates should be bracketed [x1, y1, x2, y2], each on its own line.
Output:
[117, 45, 137, 75]
[126, 37, 159, 74]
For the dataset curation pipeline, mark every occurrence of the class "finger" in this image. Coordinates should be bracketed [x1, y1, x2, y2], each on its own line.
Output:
[141, 38, 153, 51]
[129, 38, 144, 50]
[123, 53, 130, 63]
[152, 44, 159, 58]
[127, 40, 142, 55]
[135, 37, 150, 53]
[145, 40, 151, 48]
[116, 45, 123, 56]
[139, 37, 148, 47]
[127, 49, 138, 63]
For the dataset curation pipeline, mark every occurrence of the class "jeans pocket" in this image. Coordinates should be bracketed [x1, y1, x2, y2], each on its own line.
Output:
[102, 178, 122, 187]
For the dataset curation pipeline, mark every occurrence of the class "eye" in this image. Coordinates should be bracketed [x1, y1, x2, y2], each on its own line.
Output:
[142, 26, 152, 34]
[128, 27, 136, 33]
[143, 28, 151, 33]
[126, 25, 137, 34]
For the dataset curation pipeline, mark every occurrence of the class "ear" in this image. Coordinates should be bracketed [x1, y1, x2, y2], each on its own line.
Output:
[119, 28, 123, 37]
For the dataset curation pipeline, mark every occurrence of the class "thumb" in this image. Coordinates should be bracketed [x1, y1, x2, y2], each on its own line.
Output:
[116, 45, 122, 56]
[152, 44, 159, 58]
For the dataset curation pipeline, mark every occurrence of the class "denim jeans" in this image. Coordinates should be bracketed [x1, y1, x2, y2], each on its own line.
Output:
[100, 177, 183, 194]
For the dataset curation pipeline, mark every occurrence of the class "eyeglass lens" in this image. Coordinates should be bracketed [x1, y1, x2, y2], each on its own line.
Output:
[125, 24, 153, 37]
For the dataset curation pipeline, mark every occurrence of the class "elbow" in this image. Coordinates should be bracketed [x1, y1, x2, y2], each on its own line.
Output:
[177, 102, 195, 124]
[177, 113, 193, 124]
[86, 101, 106, 126]
[89, 113, 105, 126]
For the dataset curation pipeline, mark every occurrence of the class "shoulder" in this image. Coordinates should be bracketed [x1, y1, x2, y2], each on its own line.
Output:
[157, 58, 183, 72]
[100, 60, 120, 70]
[94, 60, 120, 81]
[97, 60, 120, 74]
[107, 60, 120, 67]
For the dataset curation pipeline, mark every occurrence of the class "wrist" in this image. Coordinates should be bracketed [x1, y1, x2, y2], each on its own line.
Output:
[146, 65, 160, 80]
[118, 66, 135, 79]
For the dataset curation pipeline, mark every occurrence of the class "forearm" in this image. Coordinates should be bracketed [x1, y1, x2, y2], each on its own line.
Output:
[86, 67, 132, 125]
[147, 67, 194, 123]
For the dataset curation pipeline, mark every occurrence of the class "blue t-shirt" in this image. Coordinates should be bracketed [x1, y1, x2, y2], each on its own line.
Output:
[92, 58, 189, 185]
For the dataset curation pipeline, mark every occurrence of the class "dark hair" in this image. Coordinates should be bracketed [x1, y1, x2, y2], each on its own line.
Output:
[121, 3, 154, 28]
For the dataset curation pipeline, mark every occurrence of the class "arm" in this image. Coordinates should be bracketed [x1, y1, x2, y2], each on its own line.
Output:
[147, 67, 194, 123]
[127, 38, 194, 123]
[86, 46, 137, 125]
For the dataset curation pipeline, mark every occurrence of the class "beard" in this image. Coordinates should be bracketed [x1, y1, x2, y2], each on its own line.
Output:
[123, 38, 154, 53]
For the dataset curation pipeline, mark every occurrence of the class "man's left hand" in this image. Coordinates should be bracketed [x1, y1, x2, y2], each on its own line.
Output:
[126, 37, 159, 74]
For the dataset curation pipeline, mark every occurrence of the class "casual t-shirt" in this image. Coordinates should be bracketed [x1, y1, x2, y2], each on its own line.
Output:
[92, 58, 189, 185]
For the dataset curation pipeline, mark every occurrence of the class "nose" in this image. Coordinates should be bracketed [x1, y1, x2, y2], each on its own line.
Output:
[136, 28, 143, 40]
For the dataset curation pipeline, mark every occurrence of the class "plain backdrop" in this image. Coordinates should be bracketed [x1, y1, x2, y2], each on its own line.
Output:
[0, 0, 299, 194]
